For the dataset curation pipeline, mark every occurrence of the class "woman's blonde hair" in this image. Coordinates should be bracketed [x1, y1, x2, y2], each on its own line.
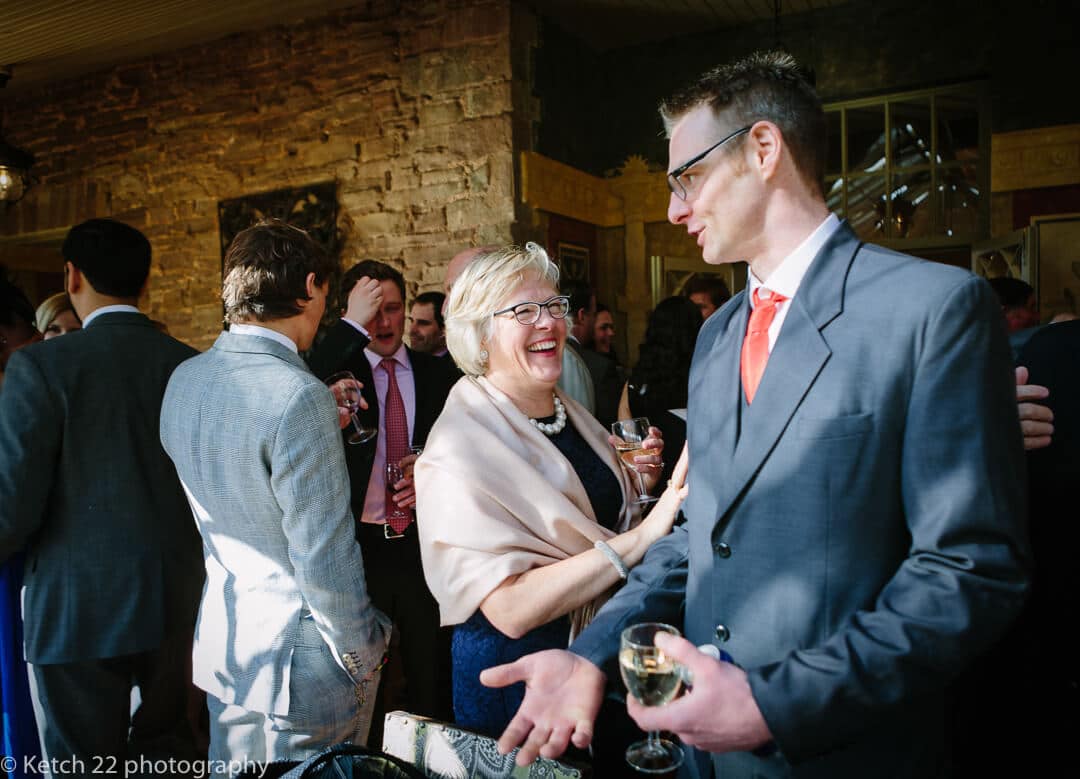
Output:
[445, 242, 560, 376]
[34, 292, 75, 334]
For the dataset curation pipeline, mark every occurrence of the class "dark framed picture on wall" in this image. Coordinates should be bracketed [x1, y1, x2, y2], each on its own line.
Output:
[218, 181, 340, 267]
[556, 241, 591, 286]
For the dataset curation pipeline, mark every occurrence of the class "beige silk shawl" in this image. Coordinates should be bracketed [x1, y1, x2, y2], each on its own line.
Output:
[414, 375, 640, 636]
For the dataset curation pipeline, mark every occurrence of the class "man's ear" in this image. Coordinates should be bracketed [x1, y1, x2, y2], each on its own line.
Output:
[65, 261, 82, 296]
[748, 121, 783, 181]
[302, 272, 318, 307]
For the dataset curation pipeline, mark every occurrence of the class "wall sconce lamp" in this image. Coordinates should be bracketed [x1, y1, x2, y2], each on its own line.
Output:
[0, 66, 34, 204]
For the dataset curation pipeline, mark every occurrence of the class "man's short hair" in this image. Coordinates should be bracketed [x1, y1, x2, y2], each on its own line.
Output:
[222, 219, 335, 324]
[987, 277, 1035, 311]
[1, 267, 36, 329]
[685, 275, 731, 308]
[338, 260, 406, 313]
[413, 291, 446, 328]
[561, 279, 595, 319]
[62, 219, 152, 298]
[660, 50, 826, 198]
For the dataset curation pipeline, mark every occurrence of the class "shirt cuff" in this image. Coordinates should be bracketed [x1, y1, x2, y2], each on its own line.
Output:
[341, 318, 370, 338]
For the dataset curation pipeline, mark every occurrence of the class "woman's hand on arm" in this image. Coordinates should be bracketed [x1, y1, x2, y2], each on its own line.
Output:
[633, 442, 689, 548]
[479, 444, 689, 640]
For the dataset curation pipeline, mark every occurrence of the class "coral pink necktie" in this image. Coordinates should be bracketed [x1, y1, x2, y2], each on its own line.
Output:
[740, 288, 788, 404]
[381, 358, 412, 533]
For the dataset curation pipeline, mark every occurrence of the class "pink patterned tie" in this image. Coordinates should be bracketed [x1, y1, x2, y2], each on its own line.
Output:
[381, 358, 412, 533]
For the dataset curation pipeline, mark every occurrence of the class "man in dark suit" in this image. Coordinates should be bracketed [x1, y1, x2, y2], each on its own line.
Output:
[0, 219, 203, 767]
[308, 259, 456, 742]
[563, 280, 621, 427]
[483, 51, 1029, 778]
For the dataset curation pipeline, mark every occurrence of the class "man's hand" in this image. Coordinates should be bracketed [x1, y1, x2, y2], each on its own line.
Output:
[1015, 366, 1053, 450]
[326, 376, 368, 429]
[480, 649, 605, 766]
[390, 452, 420, 509]
[344, 276, 384, 327]
[626, 633, 772, 754]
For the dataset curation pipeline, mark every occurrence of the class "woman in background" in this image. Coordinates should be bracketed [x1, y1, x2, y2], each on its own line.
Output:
[34, 292, 81, 340]
[618, 295, 702, 488]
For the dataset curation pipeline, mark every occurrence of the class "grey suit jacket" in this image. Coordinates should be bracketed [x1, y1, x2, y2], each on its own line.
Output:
[160, 331, 389, 716]
[572, 224, 1030, 778]
[0, 311, 202, 664]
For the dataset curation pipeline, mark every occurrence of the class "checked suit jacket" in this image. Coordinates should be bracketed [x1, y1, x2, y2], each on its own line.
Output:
[160, 330, 390, 717]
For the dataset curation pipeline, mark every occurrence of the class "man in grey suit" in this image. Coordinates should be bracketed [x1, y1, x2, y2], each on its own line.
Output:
[160, 220, 390, 765]
[483, 52, 1030, 777]
[0, 219, 203, 768]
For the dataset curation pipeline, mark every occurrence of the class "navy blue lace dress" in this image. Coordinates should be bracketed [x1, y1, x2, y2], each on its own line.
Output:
[451, 418, 623, 737]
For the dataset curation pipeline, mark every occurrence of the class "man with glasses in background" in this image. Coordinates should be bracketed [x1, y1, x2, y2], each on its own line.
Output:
[482, 51, 1029, 778]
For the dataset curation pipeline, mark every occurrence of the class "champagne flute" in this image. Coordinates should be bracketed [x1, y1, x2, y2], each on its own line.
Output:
[324, 371, 377, 445]
[385, 461, 412, 528]
[612, 417, 660, 505]
[619, 622, 685, 774]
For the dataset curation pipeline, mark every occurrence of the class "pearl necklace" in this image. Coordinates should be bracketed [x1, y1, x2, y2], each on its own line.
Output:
[530, 395, 567, 435]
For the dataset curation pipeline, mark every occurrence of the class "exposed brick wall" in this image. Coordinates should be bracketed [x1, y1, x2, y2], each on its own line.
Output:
[1, 0, 516, 349]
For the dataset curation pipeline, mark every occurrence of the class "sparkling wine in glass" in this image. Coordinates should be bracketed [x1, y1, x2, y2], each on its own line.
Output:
[385, 461, 412, 528]
[612, 417, 660, 505]
[324, 371, 376, 445]
[619, 622, 685, 774]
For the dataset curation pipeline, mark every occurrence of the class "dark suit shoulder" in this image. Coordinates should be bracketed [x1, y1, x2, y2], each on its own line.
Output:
[306, 319, 371, 380]
[408, 347, 458, 395]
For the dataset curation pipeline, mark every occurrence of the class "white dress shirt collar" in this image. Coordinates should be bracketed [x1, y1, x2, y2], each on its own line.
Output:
[365, 341, 410, 372]
[229, 323, 299, 354]
[81, 304, 140, 328]
[747, 213, 841, 304]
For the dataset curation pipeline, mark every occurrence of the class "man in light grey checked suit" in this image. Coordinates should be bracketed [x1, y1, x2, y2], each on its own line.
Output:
[160, 220, 390, 765]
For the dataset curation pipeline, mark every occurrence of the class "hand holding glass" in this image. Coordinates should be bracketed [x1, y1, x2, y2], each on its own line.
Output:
[619, 623, 685, 773]
[612, 417, 661, 505]
[385, 462, 412, 525]
[324, 371, 376, 445]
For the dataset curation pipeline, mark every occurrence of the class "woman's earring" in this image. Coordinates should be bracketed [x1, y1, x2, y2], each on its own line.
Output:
[479, 349, 489, 363]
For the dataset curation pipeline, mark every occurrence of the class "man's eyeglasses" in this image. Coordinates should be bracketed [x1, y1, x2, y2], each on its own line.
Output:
[667, 125, 752, 201]
[492, 296, 571, 325]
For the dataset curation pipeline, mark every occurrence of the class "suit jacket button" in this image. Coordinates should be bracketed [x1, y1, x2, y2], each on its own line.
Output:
[714, 542, 732, 558]
[715, 624, 730, 642]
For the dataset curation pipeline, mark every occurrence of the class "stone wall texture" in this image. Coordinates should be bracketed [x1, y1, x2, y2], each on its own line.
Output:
[1, 0, 516, 349]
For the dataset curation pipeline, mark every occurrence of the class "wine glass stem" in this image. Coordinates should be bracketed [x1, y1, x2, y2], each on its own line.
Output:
[635, 469, 649, 498]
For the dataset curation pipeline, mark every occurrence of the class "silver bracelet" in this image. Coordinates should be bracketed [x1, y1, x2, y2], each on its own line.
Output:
[594, 539, 629, 580]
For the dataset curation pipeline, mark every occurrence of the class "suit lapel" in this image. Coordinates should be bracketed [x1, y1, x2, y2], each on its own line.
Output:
[711, 223, 861, 525]
[691, 298, 744, 478]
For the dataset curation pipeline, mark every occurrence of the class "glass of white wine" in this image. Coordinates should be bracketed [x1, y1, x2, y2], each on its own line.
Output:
[619, 622, 684, 773]
[324, 370, 376, 445]
[611, 417, 660, 505]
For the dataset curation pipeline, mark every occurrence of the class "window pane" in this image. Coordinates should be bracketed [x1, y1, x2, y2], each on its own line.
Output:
[936, 92, 980, 161]
[845, 174, 887, 241]
[889, 170, 934, 239]
[939, 163, 980, 238]
[826, 110, 843, 176]
[889, 98, 933, 170]
[847, 106, 885, 174]
[824, 176, 844, 215]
